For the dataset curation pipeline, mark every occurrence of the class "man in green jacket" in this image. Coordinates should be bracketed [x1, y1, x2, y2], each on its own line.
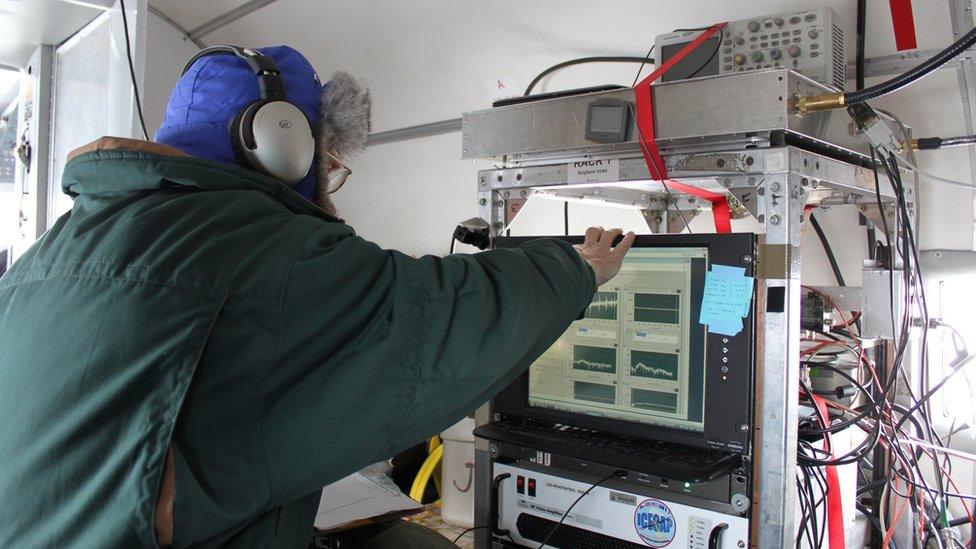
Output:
[0, 45, 634, 548]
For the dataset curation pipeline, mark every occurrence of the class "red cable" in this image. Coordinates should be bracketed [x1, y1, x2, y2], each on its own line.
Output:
[633, 24, 733, 233]
[810, 393, 847, 549]
[888, 0, 918, 51]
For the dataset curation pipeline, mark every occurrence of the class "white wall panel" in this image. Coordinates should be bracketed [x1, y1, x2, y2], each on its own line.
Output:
[183, 1, 973, 271]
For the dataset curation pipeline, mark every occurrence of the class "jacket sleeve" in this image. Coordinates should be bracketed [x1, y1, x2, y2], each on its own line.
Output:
[262, 228, 594, 501]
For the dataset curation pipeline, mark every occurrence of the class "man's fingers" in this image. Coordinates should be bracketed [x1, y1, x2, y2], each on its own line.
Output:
[611, 231, 636, 260]
[584, 226, 603, 246]
[599, 228, 623, 249]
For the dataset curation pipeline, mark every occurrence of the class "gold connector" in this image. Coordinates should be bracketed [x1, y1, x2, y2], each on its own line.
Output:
[796, 92, 846, 114]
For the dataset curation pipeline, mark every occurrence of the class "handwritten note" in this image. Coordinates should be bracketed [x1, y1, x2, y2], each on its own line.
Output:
[698, 264, 754, 336]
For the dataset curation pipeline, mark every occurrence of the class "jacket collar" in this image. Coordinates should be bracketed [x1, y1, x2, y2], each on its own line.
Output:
[62, 136, 341, 222]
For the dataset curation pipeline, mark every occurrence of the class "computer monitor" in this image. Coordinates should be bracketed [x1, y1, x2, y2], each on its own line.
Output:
[493, 233, 756, 454]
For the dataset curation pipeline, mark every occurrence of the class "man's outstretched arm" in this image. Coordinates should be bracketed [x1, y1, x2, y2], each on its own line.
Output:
[263, 226, 633, 504]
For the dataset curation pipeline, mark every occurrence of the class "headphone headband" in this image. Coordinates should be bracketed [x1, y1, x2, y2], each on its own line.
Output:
[182, 45, 287, 100]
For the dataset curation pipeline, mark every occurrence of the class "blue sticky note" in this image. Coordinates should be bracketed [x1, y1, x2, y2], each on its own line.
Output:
[707, 320, 744, 337]
[699, 263, 755, 337]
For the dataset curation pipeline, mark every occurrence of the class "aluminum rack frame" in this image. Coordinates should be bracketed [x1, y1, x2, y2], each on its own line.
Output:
[465, 83, 909, 547]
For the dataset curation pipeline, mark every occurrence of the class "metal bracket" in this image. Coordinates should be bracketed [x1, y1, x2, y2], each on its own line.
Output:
[640, 208, 700, 233]
[673, 152, 756, 173]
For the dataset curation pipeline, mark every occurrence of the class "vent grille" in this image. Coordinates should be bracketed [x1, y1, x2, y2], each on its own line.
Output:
[832, 24, 847, 90]
[516, 513, 647, 549]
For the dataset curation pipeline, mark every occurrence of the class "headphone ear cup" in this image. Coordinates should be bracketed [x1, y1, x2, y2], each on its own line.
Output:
[236, 100, 314, 185]
[229, 105, 255, 170]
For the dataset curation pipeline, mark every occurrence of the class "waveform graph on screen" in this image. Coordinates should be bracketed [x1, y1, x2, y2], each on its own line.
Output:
[631, 388, 678, 413]
[572, 345, 617, 374]
[630, 350, 679, 381]
[584, 291, 618, 321]
[633, 292, 680, 324]
[574, 381, 617, 405]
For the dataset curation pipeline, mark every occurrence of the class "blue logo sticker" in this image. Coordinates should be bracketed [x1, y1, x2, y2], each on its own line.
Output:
[634, 499, 676, 547]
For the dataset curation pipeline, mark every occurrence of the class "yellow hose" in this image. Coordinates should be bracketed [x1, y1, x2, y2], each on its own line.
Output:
[409, 444, 443, 502]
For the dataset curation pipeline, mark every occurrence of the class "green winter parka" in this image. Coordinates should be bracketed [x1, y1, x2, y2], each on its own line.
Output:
[0, 138, 594, 548]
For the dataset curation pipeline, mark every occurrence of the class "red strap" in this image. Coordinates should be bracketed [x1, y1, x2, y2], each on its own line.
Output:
[633, 23, 732, 233]
[810, 393, 846, 549]
[888, 0, 918, 51]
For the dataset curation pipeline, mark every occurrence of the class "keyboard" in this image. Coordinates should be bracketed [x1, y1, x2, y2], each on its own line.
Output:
[475, 417, 738, 483]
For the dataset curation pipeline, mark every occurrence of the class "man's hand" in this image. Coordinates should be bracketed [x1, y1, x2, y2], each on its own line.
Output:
[574, 227, 636, 287]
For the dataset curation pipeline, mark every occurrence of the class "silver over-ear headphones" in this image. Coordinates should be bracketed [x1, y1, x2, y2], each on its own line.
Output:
[182, 45, 315, 185]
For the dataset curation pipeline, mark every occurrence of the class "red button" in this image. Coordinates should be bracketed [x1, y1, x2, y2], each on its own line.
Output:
[527, 478, 537, 497]
[516, 476, 525, 494]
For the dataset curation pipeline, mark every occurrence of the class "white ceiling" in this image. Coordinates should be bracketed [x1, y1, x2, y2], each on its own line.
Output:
[144, 0, 959, 132]
[0, 0, 114, 67]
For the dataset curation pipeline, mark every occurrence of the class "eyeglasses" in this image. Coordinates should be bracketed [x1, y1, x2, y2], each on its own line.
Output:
[324, 150, 352, 194]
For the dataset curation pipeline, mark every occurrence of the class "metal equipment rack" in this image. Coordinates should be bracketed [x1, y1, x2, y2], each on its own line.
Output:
[462, 68, 908, 549]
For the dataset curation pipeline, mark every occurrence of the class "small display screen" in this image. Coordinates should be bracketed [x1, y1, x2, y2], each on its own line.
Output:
[527, 247, 709, 432]
[660, 37, 722, 82]
[589, 106, 624, 133]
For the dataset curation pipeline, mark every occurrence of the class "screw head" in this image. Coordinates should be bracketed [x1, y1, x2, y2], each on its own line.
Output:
[770, 214, 782, 225]
[723, 178, 733, 188]
[478, 198, 487, 206]
[770, 182, 782, 192]
[519, 190, 527, 198]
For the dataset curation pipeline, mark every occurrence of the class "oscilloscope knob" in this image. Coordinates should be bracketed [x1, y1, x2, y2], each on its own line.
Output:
[747, 20, 760, 32]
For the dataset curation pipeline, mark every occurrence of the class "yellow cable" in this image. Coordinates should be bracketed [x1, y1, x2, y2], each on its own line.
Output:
[428, 435, 441, 454]
[409, 444, 443, 502]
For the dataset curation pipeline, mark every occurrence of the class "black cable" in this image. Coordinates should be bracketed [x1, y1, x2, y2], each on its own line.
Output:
[631, 45, 656, 87]
[524, 56, 656, 96]
[877, 150, 951, 516]
[536, 470, 624, 549]
[563, 201, 569, 236]
[866, 220, 877, 260]
[809, 213, 846, 287]
[845, 26, 976, 105]
[856, 0, 867, 92]
[686, 36, 721, 80]
[914, 134, 976, 150]
[855, 14, 876, 263]
[452, 525, 488, 544]
[118, 0, 149, 141]
[449, 236, 456, 255]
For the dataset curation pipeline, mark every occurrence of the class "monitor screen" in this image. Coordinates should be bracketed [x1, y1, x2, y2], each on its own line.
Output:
[527, 247, 708, 432]
[659, 37, 721, 82]
[588, 106, 624, 133]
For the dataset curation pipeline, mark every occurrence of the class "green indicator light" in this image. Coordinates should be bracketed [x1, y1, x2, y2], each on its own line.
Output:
[684, 482, 691, 489]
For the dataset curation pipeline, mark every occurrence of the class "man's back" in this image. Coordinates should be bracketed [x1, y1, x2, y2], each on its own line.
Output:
[0, 139, 598, 547]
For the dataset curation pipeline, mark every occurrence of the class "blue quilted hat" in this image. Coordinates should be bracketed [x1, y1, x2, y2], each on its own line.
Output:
[156, 45, 371, 202]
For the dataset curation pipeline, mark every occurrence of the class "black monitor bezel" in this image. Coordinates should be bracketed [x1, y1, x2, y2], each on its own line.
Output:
[492, 233, 756, 455]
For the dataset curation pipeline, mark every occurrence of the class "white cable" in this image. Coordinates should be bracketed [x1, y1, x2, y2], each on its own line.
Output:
[896, 156, 976, 191]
